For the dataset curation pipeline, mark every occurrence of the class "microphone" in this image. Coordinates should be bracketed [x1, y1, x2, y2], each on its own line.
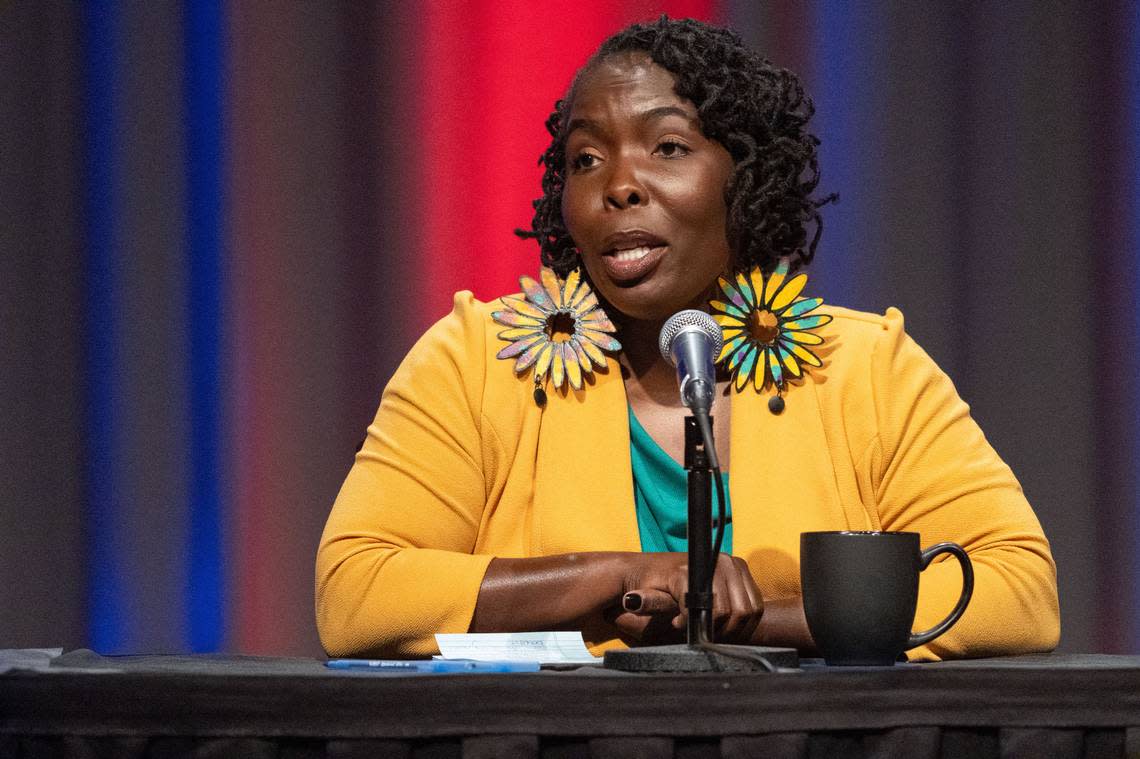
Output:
[658, 309, 724, 416]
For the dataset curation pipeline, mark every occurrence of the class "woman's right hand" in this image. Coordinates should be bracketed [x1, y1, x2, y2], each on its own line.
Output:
[607, 552, 764, 645]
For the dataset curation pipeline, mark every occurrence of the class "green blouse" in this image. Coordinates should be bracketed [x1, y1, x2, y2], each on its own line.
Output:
[628, 406, 733, 554]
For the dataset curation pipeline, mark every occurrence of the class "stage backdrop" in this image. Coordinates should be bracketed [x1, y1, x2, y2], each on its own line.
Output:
[1, 0, 1137, 656]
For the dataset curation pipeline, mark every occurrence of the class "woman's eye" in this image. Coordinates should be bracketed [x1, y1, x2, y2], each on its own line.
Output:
[571, 152, 600, 171]
[656, 140, 690, 158]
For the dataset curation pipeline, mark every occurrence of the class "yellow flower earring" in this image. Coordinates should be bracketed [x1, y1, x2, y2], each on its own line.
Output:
[493, 267, 621, 406]
[710, 260, 831, 412]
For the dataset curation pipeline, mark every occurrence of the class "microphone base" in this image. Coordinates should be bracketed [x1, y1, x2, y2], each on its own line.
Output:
[602, 643, 798, 673]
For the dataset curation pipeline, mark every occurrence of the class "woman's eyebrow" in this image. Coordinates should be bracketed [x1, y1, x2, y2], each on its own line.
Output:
[640, 105, 697, 125]
[565, 117, 599, 137]
[566, 106, 697, 139]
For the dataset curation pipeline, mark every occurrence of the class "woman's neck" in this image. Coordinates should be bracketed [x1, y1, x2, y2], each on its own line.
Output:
[607, 278, 728, 406]
[617, 317, 679, 406]
[614, 311, 733, 470]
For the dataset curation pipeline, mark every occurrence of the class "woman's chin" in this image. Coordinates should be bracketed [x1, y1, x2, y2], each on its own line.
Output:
[604, 287, 712, 325]
[602, 293, 673, 324]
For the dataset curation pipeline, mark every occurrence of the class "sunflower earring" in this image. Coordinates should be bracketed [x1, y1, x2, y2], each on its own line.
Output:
[710, 260, 832, 411]
[492, 267, 621, 406]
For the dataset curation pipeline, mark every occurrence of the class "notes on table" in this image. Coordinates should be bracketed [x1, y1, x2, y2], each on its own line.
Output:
[435, 631, 601, 665]
[0, 648, 63, 674]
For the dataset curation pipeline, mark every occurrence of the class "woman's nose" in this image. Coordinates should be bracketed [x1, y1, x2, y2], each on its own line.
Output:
[604, 159, 646, 210]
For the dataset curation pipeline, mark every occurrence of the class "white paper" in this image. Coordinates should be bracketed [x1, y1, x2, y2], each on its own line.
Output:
[435, 631, 601, 664]
[0, 648, 63, 674]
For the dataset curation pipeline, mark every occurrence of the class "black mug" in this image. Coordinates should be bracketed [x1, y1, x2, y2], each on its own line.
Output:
[800, 531, 974, 666]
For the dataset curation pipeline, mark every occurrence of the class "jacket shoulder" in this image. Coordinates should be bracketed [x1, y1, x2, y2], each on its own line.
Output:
[811, 305, 906, 379]
[818, 304, 903, 340]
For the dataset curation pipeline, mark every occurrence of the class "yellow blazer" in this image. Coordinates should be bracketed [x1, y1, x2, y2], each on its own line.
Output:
[316, 292, 1059, 660]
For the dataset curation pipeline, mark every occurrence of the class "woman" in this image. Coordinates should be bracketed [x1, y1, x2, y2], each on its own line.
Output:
[316, 17, 1059, 660]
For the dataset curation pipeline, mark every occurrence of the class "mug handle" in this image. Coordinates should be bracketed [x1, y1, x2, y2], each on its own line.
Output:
[905, 542, 974, 650]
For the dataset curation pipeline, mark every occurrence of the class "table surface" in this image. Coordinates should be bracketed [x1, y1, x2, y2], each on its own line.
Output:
[5, 650, 1140, 759]
[3, 650, 1140, 739]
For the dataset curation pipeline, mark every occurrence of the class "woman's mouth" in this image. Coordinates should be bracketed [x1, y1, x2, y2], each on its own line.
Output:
[602, 244, 667, 282]
[600, 232, 668, 283]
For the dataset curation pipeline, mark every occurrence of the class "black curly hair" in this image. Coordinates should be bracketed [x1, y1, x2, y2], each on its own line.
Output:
[516, 16, 835, 279]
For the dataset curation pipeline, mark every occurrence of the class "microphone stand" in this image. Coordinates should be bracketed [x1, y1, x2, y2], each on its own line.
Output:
[684, 415, 715, 646]
[604, 415, 799, 673]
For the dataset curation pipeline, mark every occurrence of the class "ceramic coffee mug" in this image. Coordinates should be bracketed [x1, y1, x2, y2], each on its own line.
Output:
[800, 531, 974, 666]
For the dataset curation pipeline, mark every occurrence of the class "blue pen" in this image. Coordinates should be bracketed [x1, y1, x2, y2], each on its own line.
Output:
[326, 658, 540, 673]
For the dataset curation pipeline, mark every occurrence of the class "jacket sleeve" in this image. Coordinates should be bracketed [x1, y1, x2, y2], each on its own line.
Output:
[315, 292, 495, 658]
[868, 309, 1060, 660]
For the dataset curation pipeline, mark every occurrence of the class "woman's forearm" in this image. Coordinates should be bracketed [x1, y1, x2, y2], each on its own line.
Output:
[755, 596, 816, 653]
[471, 552, 790, 650]
[470, 553, 629, 632]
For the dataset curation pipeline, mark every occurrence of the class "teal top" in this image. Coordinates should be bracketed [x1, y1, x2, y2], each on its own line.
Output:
[628, 406, 733, 554]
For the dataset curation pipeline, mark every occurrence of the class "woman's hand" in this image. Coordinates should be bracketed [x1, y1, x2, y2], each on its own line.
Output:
[607, 552, 764, 645]
[471, 551, 784, 649]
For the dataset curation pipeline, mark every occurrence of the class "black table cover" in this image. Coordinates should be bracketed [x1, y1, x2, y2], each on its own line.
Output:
[2, 650, 1139, 758]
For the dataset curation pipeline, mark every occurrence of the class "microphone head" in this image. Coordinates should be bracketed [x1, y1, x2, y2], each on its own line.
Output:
[658, 309, 724, 364]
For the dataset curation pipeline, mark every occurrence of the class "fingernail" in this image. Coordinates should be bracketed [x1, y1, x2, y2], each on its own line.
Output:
[622, 592, 642, 612]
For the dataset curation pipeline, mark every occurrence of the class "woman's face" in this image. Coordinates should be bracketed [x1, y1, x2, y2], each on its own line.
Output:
[561, 53, 735, 323]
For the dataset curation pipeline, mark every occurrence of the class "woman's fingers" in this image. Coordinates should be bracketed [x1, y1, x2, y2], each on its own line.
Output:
[606, 597, 685, 644]
[607, 609, 687, 644]
[608, 553, 686, 644]
[622, 589, 680, 615]
[735, 556, 763, 610]
[710, 564, 744, 639]
[733, 556, 764, 643]
[710, 554, 764, 643]
[621, 552, 688, 606]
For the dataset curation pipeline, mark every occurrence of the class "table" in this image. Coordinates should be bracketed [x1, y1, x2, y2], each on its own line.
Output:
[2, 650, 1139, 758]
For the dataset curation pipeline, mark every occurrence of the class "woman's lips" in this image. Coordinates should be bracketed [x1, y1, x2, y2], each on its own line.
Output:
[601, 244, 667, 283]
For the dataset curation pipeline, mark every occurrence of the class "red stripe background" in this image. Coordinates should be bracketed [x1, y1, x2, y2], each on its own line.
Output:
[419, 0, 723, 319]
[228, 1, 720, 653]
